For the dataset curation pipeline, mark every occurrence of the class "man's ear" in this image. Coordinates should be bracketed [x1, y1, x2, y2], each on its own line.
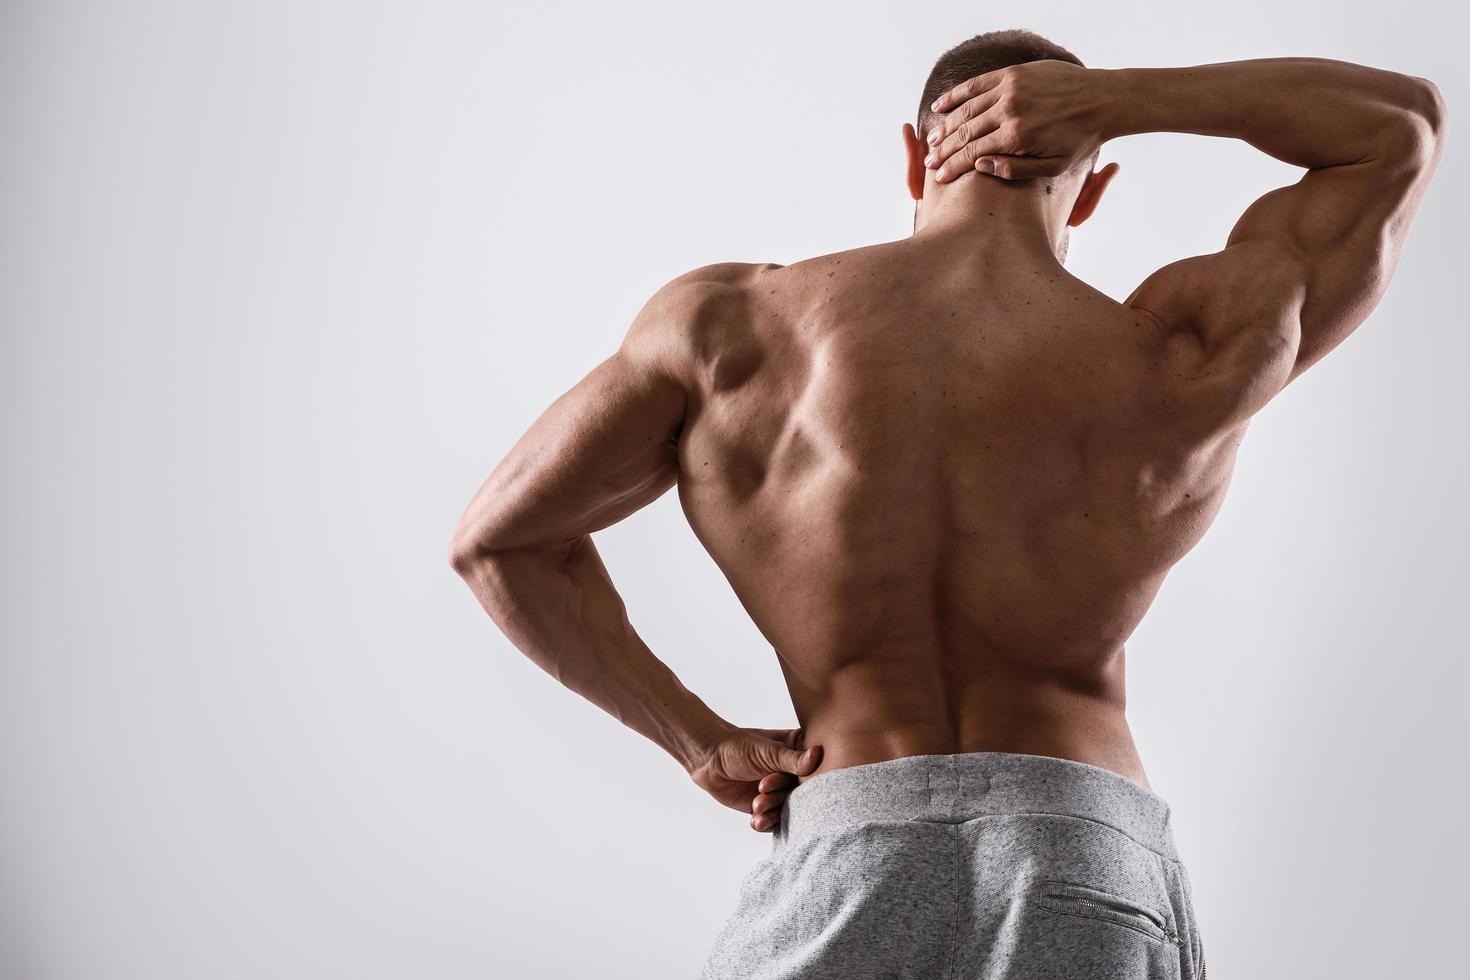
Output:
[902, 123, 926, 201]
[1066, 161, 1119, 227]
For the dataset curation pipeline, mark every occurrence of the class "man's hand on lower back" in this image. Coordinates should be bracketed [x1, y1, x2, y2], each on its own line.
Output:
[688, 726, 823, 833]
[924, 59, 1111, 182]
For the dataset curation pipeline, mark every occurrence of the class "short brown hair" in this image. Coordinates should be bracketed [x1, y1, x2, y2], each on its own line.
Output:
[916, 29, 1085, 142]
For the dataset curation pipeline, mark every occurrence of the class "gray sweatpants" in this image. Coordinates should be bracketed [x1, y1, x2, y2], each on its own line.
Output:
[699, 751, 1207, 980]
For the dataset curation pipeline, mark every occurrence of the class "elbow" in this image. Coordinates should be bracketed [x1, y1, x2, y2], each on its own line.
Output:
[1404, 76, 1448, 153]
[1410, 76, 1448, 138]
[448, 508, 581, 576]
[1377, 78, 1447, 175]
[448, 536, 476, 578]
[448, 521, 548, 576]
[449, 526, 492, 577]
[449, 498, 518, 576]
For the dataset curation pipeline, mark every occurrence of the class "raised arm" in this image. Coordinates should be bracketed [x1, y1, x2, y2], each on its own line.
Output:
[926, 57, 1446, 430]
[449, 269, 819, 831]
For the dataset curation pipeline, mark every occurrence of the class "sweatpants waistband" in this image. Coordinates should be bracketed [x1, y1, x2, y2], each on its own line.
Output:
[778, 751, 1178, 860]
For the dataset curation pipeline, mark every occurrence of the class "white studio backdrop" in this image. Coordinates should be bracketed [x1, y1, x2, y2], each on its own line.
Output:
[1, 1, 1465, 978]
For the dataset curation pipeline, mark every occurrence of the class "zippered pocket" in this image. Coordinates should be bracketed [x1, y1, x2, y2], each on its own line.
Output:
[1033, 879, 1180, 947]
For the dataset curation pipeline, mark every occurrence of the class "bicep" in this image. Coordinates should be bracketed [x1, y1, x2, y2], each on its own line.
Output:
[453, 340, 687, 556]
[1224, 148, 1432, 381]
[1124, 243, 1303, 439]
[1127, 128, 1439, 432]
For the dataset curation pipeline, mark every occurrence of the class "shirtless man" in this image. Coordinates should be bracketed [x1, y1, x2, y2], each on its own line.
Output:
[451, 31, 1445, 979]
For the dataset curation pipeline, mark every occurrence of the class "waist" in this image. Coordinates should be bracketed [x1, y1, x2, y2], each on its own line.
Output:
[779, 750, 1177, 860]
[791, 660, 1148, 788]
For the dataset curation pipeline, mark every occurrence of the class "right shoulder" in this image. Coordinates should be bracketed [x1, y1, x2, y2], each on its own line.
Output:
[620, 262, 783, 382]
[666, 261, 786, 289]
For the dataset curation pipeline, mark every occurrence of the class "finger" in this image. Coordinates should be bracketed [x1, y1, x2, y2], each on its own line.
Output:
[927, 105, 1003, 171]
[752, 790, 789, 815]
[925, 90, 1001, 151]
[934, 130, 1013, 182]
[750, 811, 780, 833]
[758, 771, 797, 794]
[929, 68, 1005, 114]
[751, 738, 822, 776]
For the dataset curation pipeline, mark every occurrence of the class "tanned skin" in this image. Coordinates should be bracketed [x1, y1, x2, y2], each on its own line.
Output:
[452, 57, 1445, 833]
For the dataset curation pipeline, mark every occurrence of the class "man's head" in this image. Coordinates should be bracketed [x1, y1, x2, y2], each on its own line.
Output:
[903, 29, 1115, 254]
[914, 30, 1090, 148]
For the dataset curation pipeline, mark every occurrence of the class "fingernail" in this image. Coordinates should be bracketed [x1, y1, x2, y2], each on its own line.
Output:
[926, 129, 939, 144]
[924, 153, 935, 168]
[931, 99, 942, 110]
[935, 167, 947, 181]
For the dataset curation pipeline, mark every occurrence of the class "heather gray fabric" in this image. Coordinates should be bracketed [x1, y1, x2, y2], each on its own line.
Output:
[699, 751, 1207, 980]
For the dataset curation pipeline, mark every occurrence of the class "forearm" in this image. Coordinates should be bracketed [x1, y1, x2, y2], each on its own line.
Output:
[453, 535, 731, 771]
[1099, 58, 1443, 170]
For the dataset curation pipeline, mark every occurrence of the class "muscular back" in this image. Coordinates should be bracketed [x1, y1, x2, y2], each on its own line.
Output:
[666, 241, 1280, 784]
[453, 57, 1441, 800]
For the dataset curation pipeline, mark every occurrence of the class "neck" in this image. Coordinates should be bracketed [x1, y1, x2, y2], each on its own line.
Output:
[911, 171, 1069, 260]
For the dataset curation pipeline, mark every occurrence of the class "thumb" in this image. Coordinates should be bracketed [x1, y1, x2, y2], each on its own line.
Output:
[784, 744, 823, 776]
[976, 155, 1054, 181]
